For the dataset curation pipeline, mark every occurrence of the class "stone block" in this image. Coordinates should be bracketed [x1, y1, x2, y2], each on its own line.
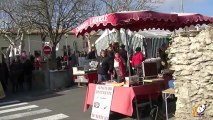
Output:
[169, 27, 213, 119]
[180, 70, 192, 76]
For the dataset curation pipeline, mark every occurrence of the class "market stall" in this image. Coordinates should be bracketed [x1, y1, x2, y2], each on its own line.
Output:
[72, 10, 213, 120]
[84, 80, 169, 116]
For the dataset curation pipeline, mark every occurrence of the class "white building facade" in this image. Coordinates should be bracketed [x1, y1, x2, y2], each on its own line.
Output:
[0, 33, 99, 60]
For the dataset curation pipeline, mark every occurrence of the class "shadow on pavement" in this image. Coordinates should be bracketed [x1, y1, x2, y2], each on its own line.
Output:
[109, 112, 131, 120]
[0, 85, 80, 103]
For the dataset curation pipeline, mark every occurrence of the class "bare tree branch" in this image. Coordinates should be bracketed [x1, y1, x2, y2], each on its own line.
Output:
[17, 0, 97, 59]
[0, 0, 28, 59]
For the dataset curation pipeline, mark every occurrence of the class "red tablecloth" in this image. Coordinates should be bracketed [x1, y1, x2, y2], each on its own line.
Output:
[85, 72, 98, 83]
[84, 80, 169, 116]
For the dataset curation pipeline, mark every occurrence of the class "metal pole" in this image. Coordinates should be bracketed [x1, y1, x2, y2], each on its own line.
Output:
[46, 55, 51, 90]
[165, 93, 168, 120]
[28, 34, 31, 55]
[125, 29, 131, 76]
[66, 36, 69, 65]
[107, 29, 110, 46]
[181, 0, 184, 13]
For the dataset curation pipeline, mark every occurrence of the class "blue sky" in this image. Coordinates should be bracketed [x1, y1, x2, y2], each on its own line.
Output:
[157, 0, 213, 16]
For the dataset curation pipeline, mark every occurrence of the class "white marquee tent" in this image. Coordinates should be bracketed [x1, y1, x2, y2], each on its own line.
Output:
[95, 29, 171, 58]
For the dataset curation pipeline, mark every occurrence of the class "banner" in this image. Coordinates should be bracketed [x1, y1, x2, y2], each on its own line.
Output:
[91, 85, 114, 120]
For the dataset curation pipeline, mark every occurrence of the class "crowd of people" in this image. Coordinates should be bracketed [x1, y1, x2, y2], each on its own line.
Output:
[0, 42, 169, 93]
[87, 43, 145, 83]
[86, 42, 169, 83]
[56, 52, 79, 70]
[0, 55, 35, 93]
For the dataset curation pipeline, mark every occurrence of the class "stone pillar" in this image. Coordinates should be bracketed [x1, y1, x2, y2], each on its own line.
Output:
[168, 27, 213, 119]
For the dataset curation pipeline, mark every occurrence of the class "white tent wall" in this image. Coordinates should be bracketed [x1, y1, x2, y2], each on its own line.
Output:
[95, 29, 145, 55]
[95, 29, 170, 58]
[144, 38, 169, 58]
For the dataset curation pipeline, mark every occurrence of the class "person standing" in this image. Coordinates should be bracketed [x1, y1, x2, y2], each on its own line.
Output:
[24, 59, 34, 91]
[34, 57, 41, 70]
[132, 47, 145, 75]
[107, 50, 114, 80]
[97, 50, 110, 83]
[119, 44, 127, 63]
[17, 57, 24, 91]
[0, 61, 9, 92]
[87, 48, 97, 60]
[119, 44, 128, 75]
[159, 43, 169, 71]
[56, 57, 62, 70]
[113, 53, 125, 83]
[71, 52, 78, 67]
[10, 59, 19, 93]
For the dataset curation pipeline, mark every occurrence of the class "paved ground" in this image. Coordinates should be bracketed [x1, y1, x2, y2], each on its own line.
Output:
[0, 86, 176, 120]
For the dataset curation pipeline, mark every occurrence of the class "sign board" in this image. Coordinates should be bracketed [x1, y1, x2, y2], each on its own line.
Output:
[91, 85, 114, 120]
[43, 45, 52, 55]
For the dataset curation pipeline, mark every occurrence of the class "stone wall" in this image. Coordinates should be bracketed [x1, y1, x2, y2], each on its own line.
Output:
[168, 27, 213, 119]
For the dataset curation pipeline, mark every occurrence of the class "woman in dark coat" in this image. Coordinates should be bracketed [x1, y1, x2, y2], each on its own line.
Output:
[0, 60, 9, 92]
[10, 59, 19, 93]
[10, 57, 24, 92]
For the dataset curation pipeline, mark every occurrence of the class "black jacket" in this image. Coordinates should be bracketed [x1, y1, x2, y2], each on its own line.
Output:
[0, 62, 9, 81]
[119, 49, 127, 63]
[108, 51, 114, 73]
[24, 60, 34, 75]
[10, 62, 23, 77]
[87, 51, 96, 59]
[97, 57, 110, 75]
[159, 49, 168, 61]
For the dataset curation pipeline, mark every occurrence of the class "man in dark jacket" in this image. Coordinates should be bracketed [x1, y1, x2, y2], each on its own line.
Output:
[107, 51, 114, 76]
[87, 48, 96, 60]
[10, 59, 20, 93]
[119, 44, 127, 63]
[159, 43, 169, 71]
[97, 50, 110, 83]
[24, 59, 34, 91]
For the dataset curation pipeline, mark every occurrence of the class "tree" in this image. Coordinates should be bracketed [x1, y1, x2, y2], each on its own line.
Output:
[100, 0, 160, 13]
[0, 0, 30, 63]
[20, 0, 95, 59]
[95, 0, 162, 44]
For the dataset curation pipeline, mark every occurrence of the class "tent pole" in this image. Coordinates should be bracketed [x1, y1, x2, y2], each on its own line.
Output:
[125, 29, 131, 76]
[107, 29, 110, 46]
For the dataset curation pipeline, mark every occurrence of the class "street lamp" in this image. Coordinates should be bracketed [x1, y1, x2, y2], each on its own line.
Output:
[27, 30, 31, 55]
[65, 33, 69, 65]
[181, 0, 184, 13]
